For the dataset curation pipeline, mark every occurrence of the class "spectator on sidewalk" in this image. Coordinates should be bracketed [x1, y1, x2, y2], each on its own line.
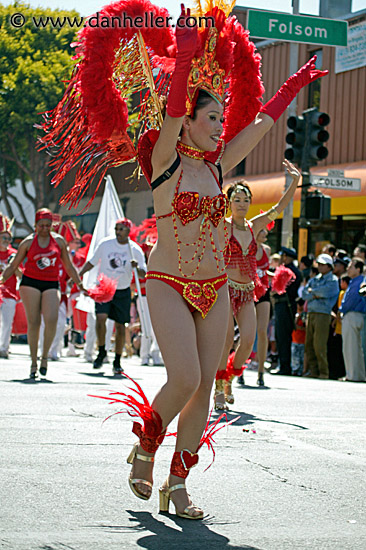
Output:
[271, 246, 302, 376]
[333, 255, 351, 283]
[291, 297, 306, 376]
[327, 274, 350, 380]
[339, 258, 366, 382]
[353, 244, 366, 263]
[301, 253, 339, 379]
[79, 218, 146, 375]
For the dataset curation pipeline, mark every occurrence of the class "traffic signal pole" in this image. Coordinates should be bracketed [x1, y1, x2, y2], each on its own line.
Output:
[281, 0, 299, 248]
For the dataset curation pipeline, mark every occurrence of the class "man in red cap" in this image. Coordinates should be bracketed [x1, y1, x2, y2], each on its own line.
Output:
[0, 215, 21, 358]
[79, 218, 146, 373]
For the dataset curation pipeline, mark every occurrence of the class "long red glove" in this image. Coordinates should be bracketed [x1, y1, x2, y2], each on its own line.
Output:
[166, 4, 198, 118]
[260, 55, 328, 122]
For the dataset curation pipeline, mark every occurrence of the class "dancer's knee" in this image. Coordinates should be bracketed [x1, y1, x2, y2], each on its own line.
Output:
[169, 369, 201, 401]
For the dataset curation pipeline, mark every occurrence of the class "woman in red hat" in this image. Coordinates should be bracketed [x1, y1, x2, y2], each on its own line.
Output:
[0, 214, 21, 359]
[1, 208, 85, 379]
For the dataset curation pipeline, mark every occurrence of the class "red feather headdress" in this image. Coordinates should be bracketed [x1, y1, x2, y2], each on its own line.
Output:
[37, 0, 264, 207]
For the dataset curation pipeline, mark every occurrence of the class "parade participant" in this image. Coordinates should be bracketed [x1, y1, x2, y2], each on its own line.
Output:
[215, 161, 300, 408]
[132, 223, 164, 366]
[39, 0, 327, 519]
[79, 218, 146, 375]
[0, 209, 86, 378]
[38, 219, 83, 360]
[0, 215, 20, 358]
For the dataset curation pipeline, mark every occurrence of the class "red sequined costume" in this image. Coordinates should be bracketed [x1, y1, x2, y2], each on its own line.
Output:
[146, 153, 228, 318]
[224, 222, 264, 316]
[256, 245, 270, 298]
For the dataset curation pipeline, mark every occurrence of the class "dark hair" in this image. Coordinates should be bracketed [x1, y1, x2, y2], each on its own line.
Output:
[296, 297, 305, 306]
[190, 90, 220, 119]
[310, 266, 319, 276]
[354, 244, 366, 254]
[226, 181, 252, 202]
[323, 243, 336, 255]
[340, 274, 351, 286]
[300, 254, 314, 268]
[352, 257, 365, 273]
[336, 249, 349, 260]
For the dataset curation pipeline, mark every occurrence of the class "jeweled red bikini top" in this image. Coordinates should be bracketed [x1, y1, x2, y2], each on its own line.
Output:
[224, 221, 257, 274]
[155, 160, 228, 227]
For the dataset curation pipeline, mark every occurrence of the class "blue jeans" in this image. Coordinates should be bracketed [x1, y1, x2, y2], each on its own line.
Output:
[291, 342, 304, 375]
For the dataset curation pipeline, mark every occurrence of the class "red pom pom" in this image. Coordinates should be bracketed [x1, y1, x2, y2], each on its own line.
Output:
[88, 274, 117, 303]
[271, 265, 296, 295]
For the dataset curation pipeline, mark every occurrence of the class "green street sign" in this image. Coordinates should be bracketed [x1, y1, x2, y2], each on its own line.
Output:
[247, 10, 348, 47]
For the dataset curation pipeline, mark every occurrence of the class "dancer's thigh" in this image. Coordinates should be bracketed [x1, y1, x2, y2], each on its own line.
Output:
[256, 301, 270, 333]
[195, 285, 230, 388]
[41, 289, 60, 324]
[19, 286, 42, 325]
[146, 279, 200, 383]
[236, 299, 257, 347]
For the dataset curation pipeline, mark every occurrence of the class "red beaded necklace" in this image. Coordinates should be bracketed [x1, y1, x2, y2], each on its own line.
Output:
[176, 141, 205, 160]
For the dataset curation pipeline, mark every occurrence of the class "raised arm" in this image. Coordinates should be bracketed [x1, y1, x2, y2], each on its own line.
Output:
[221, 56, 328, 175]
[151, 6, 197, 179]
[250, 160, 301, 234]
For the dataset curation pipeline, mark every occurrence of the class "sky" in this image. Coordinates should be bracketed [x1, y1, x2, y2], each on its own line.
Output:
[2, 0, 366, 18]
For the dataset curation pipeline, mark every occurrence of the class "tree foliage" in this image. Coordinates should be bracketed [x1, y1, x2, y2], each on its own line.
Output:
[0, 1, 79, 231]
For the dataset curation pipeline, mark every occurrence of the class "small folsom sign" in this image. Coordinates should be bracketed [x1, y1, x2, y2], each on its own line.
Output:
[309, 174, 361, 192]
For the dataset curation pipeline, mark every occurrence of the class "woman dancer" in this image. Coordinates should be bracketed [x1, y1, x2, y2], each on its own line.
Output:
[39, 1, 327, 519]
[0, 209, 85, 378]
[214, 160, 300, 408]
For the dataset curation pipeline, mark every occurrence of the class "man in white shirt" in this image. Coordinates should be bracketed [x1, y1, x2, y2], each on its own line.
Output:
[79, 218, 146, 374]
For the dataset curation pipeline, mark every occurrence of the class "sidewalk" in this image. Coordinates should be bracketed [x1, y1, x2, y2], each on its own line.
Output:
[1, 344, 365, 549]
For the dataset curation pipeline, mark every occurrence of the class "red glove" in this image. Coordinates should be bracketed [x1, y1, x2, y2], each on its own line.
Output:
[260, 56, 328, 122]
[166, 4, 198, 118]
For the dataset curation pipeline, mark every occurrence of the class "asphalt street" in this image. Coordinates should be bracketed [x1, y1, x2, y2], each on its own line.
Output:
[1, 344, 365, 550]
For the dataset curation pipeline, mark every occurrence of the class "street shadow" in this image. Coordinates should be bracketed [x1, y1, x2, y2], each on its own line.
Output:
[7, 377, 55, 384]
[80, 371, 145, 381]
[212, 409, 308, 431]
[92, 509, 263, 549]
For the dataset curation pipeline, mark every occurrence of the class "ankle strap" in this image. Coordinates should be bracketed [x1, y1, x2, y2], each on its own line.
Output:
[135, 451, 154, 463]
[170, 449, 199, 478]
[167, 483, 186, 494]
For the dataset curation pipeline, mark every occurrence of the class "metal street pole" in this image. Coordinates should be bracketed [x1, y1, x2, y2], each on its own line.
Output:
[281, 0, 299, 249]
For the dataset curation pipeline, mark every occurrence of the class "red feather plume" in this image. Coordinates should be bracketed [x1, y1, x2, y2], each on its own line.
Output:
[271, 265, 296, 294]
[88, 274, 117, 303]
[198, 408, 240, 470]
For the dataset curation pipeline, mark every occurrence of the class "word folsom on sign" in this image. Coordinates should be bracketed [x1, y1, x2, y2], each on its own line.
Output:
[309, 173, 361, 192]
[247, 10, 347, 47]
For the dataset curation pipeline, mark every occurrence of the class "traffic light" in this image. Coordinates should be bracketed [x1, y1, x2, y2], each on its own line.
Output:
[284, 115, 305, 165]
[305, 191, 331, 221]
[303, 107, 330, 166]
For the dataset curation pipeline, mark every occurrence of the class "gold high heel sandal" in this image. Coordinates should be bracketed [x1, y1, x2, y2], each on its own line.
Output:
[224, 377, 235, 404]
[127, 442, 154, 501]
[214, 379, 228, 411]
[159, 482, 204, 520]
